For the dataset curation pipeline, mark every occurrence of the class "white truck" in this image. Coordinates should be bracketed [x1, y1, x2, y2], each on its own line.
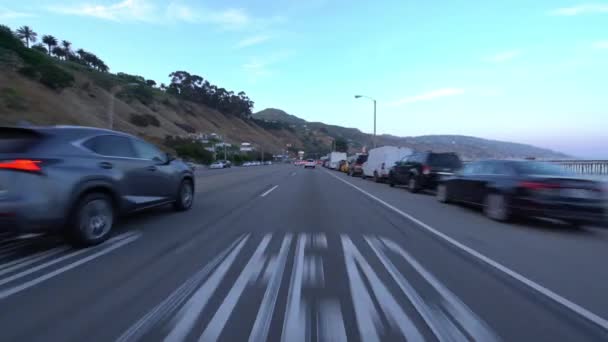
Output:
[362, 146, 412, 181]
[328, 152, 347, 170]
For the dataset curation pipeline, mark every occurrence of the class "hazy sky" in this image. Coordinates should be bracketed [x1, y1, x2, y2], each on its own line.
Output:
[2, 1, 607, 158]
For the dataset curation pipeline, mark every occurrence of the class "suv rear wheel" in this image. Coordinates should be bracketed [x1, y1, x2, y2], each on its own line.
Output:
[174, 179, 194, 211]
[436, 184, 450, 203]
[66, 193, 114, 247]
[484, 193, 510, 222]
[408, 177, 419, 193]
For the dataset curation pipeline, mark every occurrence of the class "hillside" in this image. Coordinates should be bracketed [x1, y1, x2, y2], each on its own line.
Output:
[252, 110, 570, 160]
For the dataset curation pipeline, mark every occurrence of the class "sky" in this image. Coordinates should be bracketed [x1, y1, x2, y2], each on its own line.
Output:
[1, 0, 608, 158]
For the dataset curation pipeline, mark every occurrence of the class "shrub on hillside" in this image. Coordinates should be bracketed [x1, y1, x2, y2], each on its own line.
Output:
[0, 87, 27, 110]
[130, 113, 160, 127]
[174, 121, 196, 133]
[165, 135, 214, 164]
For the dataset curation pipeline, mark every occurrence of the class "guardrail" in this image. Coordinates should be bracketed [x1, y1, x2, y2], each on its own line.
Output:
[548, 160, 608, 175]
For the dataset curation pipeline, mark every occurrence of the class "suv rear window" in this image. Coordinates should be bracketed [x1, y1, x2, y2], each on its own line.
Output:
[428, 153, 462, 168]
[0, 128, 42, 153]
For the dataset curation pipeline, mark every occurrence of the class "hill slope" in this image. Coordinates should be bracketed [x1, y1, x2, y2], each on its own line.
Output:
[253, 110, 570, 159]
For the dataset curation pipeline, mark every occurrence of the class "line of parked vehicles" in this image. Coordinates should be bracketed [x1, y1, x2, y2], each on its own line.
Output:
[322, 146, 607, 227]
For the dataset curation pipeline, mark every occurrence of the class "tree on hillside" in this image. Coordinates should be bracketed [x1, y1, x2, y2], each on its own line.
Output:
[334, 137, 348, 152]
[146, 79, 157, 87]
[16, 25, 37, 48]
[75, 48, 109, 72]
[52, 46, 66, 60]
[61, 40, 72, 58]
[31, 43, 47, 54]
[41, 35, 58, 56]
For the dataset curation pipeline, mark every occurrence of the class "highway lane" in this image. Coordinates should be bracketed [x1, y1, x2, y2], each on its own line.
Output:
[0, 164, 606, 341]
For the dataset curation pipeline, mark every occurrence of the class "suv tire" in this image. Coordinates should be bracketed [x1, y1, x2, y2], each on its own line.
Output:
[66, 193, 114, 247]
[174, 179, 194, 211]
[408, 177, 419, 193]
[436, 184, 450, 203]
[484, 193, 510, 222]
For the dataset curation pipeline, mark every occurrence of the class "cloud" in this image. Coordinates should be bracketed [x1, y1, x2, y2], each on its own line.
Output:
[0, 7, 34, 19]
[235, 34, 272, 48]
[484, 50, 521, 63]
[550, 3, 608, 16]
[388, 88, 465, 106]
[242, 50, 293, 78]
[592, 40, 608, 49]
[49, 0, 156, 21]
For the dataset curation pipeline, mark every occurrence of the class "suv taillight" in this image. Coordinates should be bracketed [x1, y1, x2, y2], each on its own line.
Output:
[519, 181, 560, 190]
[0, 159, 42, 172]
[422, 165, 431, 175]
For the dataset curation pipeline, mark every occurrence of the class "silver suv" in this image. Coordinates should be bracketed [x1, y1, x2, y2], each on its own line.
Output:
[0, 126, 195, 246]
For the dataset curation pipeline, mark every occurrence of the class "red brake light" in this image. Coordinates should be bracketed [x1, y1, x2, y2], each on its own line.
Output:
[519, 181, 559, 190]
[0, 159, 42, 172]
[422, 165, 431, 175]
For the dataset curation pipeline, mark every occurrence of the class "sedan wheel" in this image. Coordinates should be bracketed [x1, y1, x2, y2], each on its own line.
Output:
[437, 184, 449, 203]
[484, 193, 510, 221]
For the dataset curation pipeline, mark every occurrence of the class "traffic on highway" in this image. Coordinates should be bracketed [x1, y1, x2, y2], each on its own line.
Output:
[1, 132, 608, 341]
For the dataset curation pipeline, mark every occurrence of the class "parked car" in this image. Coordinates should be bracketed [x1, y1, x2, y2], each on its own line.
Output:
[304, 159, 316, 168]
[210, 161, 227, 169]
[348, 154, 368, 177]
[436, 160, 606, 225]
[389, 151, 462, 191]
[0, 126, 194, 246]
[265, 161, 273, 165]
[362, 146, 412, 182]
[338, 160, 349, 173]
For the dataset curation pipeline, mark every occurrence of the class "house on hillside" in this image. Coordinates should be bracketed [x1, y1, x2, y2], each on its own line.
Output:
[240, 142, 254, 152]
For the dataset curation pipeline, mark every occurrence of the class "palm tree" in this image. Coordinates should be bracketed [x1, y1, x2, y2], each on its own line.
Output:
[52, 46, 66, 60]
[61, 40, 72, 57]
[42, 35, 58, 56]
[16, 26, 37, 48]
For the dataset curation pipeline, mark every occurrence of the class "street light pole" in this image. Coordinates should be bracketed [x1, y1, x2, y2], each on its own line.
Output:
[354, 94, 377, 148]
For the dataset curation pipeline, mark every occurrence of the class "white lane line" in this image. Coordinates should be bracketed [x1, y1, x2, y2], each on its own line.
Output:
[260, 185, 279, 197]
[249, 234, 293, 342]
[0, 246, 69, 277]
[281, 234, 308, 342]
[116, 236, 247, 342]
[0, 232, 141, 300]
[367, 236, 498, 342]
[342, 235, 424, 342]
[0, 233, 137, 288]
[318, 299, 347, 342]
[199, 235, 272, 342]
[164, 235, 250, 342]
[325, 170, 608, 332]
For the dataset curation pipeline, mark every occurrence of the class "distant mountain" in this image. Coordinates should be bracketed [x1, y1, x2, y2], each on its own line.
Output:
[253, 108, 307, 125]
[253, 108, 570, 160]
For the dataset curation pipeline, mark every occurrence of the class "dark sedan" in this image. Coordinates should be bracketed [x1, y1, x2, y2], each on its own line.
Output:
[436, 160, 606, 226]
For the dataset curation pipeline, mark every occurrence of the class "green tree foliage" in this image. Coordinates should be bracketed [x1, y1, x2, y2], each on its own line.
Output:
[41, 35, 57, 56]
[15, 26, 36, 48]
[165, 136, 214, 164]
[145, 79, 157, 87]
[75, 48, 109, 72]
[0, 27, 74, 90]
[167, 71, 254, 118]
[31, 43, 47, 54]
[334, 137, 348, 152]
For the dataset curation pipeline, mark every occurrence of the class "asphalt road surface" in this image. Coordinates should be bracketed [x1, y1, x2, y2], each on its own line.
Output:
[1, 164, 607, 341]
